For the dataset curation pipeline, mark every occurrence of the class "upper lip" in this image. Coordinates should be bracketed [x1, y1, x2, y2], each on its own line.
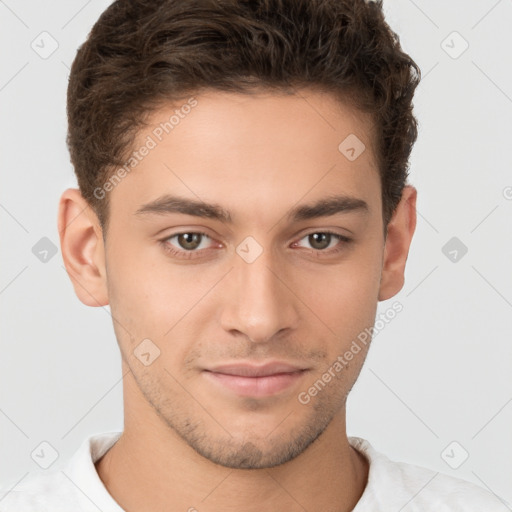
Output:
[205, 361, 307, 377]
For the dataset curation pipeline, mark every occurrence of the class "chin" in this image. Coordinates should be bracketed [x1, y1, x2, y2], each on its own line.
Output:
[180, 419, 328, 470]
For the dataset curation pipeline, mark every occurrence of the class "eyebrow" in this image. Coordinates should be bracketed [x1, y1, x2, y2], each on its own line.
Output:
[134, 193, 369, 224]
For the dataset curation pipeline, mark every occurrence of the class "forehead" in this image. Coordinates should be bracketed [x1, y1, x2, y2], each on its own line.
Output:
[108, 89, 381, 224]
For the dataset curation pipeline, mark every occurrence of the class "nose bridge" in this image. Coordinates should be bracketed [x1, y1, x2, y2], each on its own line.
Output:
[220, 238, 298, 343]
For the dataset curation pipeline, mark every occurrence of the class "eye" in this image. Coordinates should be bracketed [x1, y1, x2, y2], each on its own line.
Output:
[159, 231, 218, 260]
[159, 229, 352, 260]
[292, 231, 352, 253]
[167, 232, 212, 251]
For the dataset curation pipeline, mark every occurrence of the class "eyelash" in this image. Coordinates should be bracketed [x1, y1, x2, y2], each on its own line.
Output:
[158, 230, 352, 260]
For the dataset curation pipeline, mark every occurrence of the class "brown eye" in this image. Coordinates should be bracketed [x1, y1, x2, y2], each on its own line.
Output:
[176, 233, 204, 250]
[159, 231, 217, 261]
[292, 231, 352, 256]
[161, 231, 214, 256]
[307, 233, 332, 250]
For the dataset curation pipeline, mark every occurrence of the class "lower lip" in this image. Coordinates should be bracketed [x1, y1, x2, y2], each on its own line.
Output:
[203, 370, 307, 397]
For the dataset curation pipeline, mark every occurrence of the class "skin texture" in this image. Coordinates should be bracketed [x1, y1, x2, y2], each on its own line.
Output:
[58, 89, 417, 512]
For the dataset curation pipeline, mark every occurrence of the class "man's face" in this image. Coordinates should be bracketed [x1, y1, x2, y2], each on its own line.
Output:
[103, 89, 385, 468]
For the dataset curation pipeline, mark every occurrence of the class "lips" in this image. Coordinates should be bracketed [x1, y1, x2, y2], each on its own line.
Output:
[206, 362, 307, 377]
[202, 361, 308, 397]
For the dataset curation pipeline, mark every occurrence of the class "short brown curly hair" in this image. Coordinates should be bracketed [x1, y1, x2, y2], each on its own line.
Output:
[66, 0, 421, 235]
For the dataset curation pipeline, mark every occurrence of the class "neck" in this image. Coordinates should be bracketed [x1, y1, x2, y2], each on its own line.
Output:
[95, 371, 369, 512]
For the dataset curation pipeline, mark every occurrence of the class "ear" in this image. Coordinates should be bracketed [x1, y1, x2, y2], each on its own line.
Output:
[57, 188, 109, 307]
[378, 185, 417, 301]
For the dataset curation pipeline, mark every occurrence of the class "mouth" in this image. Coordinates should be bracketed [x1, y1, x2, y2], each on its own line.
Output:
[202, 361, 309, 397]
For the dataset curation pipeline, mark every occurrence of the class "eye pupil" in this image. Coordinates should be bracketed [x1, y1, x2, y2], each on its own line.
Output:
[309, 233, 331, 250]
[178, 233, 202, 250]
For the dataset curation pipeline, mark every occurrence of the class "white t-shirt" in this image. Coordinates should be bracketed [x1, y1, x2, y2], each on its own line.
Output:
[0, 431, 508, 511]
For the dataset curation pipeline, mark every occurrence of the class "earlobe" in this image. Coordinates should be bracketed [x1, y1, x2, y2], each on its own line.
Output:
[57, 188, 109, 307]
[378, 185, 417, 301]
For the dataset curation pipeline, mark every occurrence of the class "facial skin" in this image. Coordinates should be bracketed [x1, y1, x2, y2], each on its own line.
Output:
[58, 89, 416, 512]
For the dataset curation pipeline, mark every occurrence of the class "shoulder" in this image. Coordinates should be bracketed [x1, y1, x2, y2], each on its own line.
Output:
[349, 436, 509, 511]
[0, 431, 123, 512]
[0, 470, 84, 512]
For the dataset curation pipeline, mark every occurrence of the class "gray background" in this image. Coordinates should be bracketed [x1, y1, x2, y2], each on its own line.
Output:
[1, 0, 511, 507]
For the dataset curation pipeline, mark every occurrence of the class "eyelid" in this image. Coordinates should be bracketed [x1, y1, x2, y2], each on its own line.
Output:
[298, 227, 351, 239]
[164, 230, 218, 249]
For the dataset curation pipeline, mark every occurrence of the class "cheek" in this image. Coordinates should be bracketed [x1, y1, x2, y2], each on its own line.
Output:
[104, 241, 167, 344]
[106, 238, 180, 315]
[301, 249, 381, 320]
[105, 243, 217, 355]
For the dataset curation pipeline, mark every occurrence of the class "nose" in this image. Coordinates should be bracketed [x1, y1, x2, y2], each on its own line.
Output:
[219, 243, 299, 344]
